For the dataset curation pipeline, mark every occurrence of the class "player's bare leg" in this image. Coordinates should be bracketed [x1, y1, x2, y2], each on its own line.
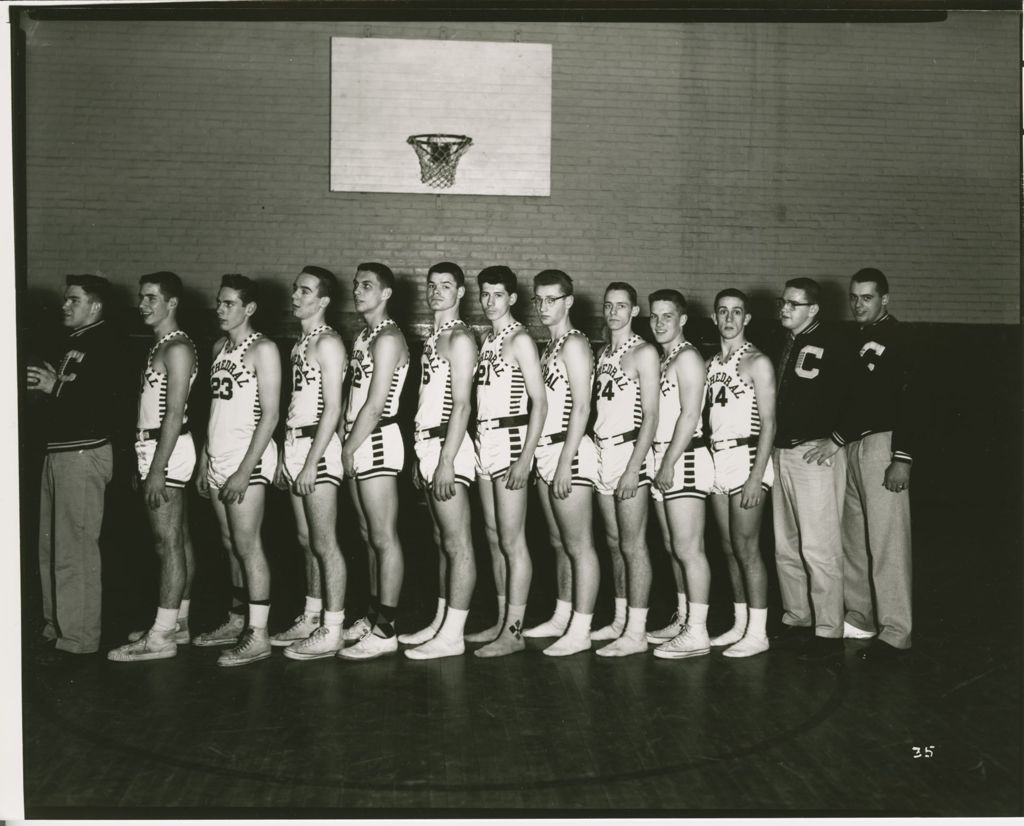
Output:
[543, 481, 599, 657]
[525, 486, 572, 638]
[406, 488, 475, 660]
[475, 478, 531, 658]
[649, 499, 687, 643]
[720, 494, 769, 658]
[342, 477, 373, 641]
[398, 519, 447, 645]
[269, 492, 324, 647]
[596, 493, 651, 657]
[109, 490, 185, 661]
[709, 492, 749, 647]
[653, 497, 712, 659]
[593, 494, 627, 640]
[465, 479, 507, 643]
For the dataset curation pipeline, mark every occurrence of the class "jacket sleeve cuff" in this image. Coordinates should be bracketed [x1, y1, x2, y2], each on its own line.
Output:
[831, 431, 846, 447]
[892, 451, 913, 465]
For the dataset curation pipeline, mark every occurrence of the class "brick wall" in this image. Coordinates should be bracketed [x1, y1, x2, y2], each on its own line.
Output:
[22, 13, 1020, 334]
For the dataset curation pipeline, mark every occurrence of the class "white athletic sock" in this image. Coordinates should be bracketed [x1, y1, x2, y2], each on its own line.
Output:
[154, 607, 178, 633]
[676, 592, 688, 622]
[249, 603, 270, 629]
[505, 603, 526, 636]
[625, 606, 648, 637]
[566, 611, 593, 637]
[304, 596, 323, 616]
[323, 610, 344, 628]
[552, 599, 572, 625]
[747, 607, 768, 638]
[176, 599, 190, 622]
[733, 602, 749, 632]
[688, 602, 709, 630]
[439, 606, 469, 641]
[613, 597, 628, 626]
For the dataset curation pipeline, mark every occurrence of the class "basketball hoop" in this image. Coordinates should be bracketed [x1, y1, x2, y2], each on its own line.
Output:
[407, 134, 473, 189]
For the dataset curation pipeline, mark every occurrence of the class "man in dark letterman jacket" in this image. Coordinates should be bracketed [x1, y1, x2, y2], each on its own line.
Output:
[832, 267, 914, 661]
[27, 274, 120, 656]
[771, 277, 853, 663]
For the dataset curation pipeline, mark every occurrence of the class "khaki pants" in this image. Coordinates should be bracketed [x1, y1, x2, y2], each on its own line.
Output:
[772, 443, 847, 638]
[38, 445, 112, 653]
[842, 432, 913, 649]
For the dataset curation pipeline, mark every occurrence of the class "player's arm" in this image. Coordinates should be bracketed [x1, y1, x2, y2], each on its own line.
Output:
[656, 348, 705, 489]
[195, 339, 223, 498]
[295, 332, 345, 495]
[552, 335, 593, 499]
[342, 331, 400, 474]
[144, 339, 194, 509]
[740, 351, 777, 509]
[432, 328, 477, 501]
[504, 331, 548, 490]
[219, 339, 282, 504]
[617, 343, 660, 500]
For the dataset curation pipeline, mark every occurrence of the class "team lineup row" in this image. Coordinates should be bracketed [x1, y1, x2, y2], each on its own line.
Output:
[30, 262, 913, 667]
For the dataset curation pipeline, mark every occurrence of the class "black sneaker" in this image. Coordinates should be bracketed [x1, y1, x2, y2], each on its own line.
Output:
[796, 635, 844, 663]
[857, 640, 910, 663]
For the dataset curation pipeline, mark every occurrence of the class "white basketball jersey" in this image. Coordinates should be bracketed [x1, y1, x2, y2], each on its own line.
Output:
[593, 334, 644, 439]
[541, 329, 591, 438]
[416, 319, 467, 431]
[208, 332, 264, 457]
[137, 329, 197, 430]
[655, 340, 704, 443]
[345, 318, 408, 428]
[287, 324, 331, 429]
[706, 341, 760, 441]
[476, 321, 527, 421]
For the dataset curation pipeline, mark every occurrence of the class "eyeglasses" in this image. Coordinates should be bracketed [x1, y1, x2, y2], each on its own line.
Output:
[775, 298, 811, 311]
[531, 295, 569, 309]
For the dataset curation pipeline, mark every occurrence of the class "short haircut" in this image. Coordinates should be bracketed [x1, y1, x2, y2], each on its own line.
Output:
[649, 288, 688, 314]
[605, 281, 638, 306]
[851, 267, 889, 296]
[427, 261, 464, 289]
[784, 277, 820, 306]
[301, 265, 338, 302]
[533, 269, 574, 296]
[357, 262, 396, 292]
[139, 271, 183, 301]
[714, 288, 748, 311]
[219, 273, 257, 305]
[477, 265, 516, 293]
[65, 274, 110, 307]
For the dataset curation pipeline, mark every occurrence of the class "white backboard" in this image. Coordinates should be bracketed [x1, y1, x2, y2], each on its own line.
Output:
[331, 37, 552, 196]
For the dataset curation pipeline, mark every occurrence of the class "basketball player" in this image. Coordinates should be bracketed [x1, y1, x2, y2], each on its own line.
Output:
[706, 289, 776, 658]
[272, 266, 348, 661]
[108, 272, 197, 662]
[471, 266, 547, 658]
[592, 282, 660, 657]
[405, 262, 478, 660]
[338, 262, 410, 660]
[772, 277, 850, 663]
[835, 268, 914, 661]
[528, 269, 600, 656]
[647, 290, 715, 660]
[190, 275, 281, 666]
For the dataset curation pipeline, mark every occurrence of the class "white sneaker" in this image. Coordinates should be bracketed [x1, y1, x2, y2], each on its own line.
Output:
[343, 617, 372, 641]
[270, 613, 320, 647]
[722, 634, 769, 658]
[843, 621, 877, 639]
[217, 627, 271, 667]
[646, 612, 684, 644]
[397, 623, 440, 645]
[107, 629, 177, 662]
[653, 626, 711, 659]
[710, 626, 745, 647]
[193, 614, 245, 647]
[129, 620, 190, 646]
[338, 631, 398, 661]
[283, 625, 343, 661]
